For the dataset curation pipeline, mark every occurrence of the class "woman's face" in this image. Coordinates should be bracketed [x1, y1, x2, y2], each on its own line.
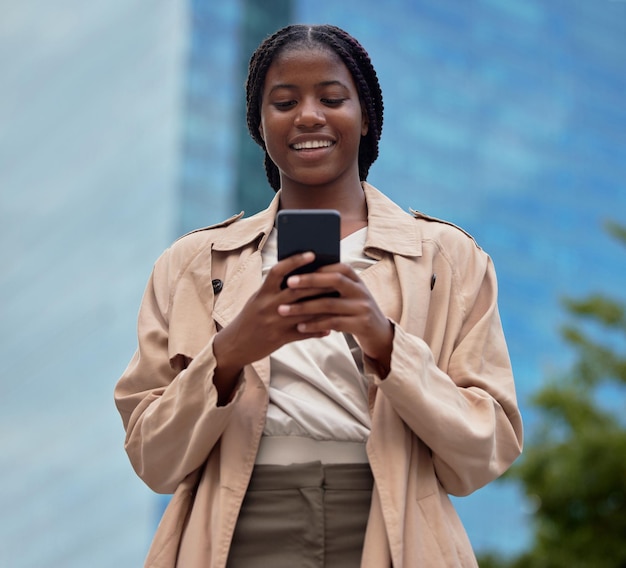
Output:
[259, 46, 368, 195]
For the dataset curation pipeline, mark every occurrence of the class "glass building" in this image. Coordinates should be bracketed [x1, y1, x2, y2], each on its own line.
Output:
[1, 0, 624, 565]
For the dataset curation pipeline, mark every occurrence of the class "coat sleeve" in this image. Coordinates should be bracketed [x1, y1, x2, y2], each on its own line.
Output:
[113, 248, 243, 494]
[368, 250, 523, 497]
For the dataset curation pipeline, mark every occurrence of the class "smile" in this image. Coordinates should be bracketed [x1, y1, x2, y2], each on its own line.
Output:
[291, 140, 335, 150]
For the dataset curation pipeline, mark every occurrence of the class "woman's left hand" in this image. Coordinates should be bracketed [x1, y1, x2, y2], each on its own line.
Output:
[277, 262, 394, 377]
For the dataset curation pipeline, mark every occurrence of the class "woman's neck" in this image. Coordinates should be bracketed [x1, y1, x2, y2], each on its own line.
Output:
[279, 182, 368, 238]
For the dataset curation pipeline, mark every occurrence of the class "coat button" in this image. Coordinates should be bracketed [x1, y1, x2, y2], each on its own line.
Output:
[212, 279, 223, 293]
[430, 274, 437, 290]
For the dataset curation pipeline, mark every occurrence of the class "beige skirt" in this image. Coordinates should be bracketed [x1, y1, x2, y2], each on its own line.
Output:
[226, 461, 374, 568]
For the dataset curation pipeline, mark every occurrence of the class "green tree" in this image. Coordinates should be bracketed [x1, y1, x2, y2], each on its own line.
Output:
[478, 222, 626, 568]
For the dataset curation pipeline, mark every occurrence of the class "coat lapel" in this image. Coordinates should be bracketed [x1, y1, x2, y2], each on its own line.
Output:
[211, 249, 263, 330]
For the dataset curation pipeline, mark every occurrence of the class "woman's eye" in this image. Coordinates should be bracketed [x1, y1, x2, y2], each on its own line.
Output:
[322, 98, 345, 106]
[273, 101, 295, 109]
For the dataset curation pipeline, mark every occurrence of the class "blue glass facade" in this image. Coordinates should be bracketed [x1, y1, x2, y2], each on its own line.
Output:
[1, 0, 624, 565]
[177, 1, 241, 234]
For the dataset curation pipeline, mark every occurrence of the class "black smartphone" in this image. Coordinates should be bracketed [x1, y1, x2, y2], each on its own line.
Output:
[277, 209, 341, 295]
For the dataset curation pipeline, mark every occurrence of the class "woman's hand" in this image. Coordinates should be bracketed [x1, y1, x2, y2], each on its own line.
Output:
[277, 260, 394, 377]
[213, 252, 343, 403]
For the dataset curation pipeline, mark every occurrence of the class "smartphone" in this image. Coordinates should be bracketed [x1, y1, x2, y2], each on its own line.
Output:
[277, 209, 341, 295]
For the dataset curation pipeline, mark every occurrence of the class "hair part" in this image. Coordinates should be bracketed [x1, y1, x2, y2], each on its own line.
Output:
[245, 24, 384, 191]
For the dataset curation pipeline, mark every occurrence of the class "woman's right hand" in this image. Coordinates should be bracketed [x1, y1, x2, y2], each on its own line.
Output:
[212, 251, 334, 403]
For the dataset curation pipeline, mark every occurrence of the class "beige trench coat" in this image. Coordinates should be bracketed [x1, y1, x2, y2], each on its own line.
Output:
[115, 183, 523, 567]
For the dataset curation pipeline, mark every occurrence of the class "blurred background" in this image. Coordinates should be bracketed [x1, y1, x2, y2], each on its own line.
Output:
[1, 0, 624, 566]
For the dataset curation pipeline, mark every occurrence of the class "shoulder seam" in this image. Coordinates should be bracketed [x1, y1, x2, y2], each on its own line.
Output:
[173, 211, 245, 244]
[410, 208, 480, 248]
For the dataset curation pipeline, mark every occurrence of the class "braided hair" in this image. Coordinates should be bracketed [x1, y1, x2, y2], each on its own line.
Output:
[245, 24, 384, 191]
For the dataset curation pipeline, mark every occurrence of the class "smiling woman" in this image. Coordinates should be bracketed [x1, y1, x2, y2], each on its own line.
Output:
[114, 23, 522, 568]
[245, 25, 384, 194]
[258, 47, 369, 210]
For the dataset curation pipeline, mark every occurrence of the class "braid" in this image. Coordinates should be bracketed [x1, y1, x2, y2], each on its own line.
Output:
[263, 150, 281, 191]
[245, 24, 384, 191]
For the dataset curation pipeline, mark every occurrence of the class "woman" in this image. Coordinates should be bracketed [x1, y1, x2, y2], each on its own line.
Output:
[115, 24, 523, 567]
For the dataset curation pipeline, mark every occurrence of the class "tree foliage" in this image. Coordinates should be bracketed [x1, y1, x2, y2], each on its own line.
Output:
[478, 222, 626, 568]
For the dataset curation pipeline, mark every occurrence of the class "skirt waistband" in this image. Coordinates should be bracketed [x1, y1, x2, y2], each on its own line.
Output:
[246, 461, 374, 492]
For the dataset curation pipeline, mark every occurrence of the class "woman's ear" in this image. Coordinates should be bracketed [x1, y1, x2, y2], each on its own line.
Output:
[361, 109, 369, 137]
[258, 123, 265, 141]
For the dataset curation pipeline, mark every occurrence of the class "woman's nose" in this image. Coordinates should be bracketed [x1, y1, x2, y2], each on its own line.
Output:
[294, 100, 325, 128]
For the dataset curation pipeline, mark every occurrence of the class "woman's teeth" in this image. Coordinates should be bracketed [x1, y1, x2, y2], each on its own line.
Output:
[292, 140, 333, 150]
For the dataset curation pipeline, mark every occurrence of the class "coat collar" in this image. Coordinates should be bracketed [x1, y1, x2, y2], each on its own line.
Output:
[211, 182, 422, 258]
[361, 182, 422, 259]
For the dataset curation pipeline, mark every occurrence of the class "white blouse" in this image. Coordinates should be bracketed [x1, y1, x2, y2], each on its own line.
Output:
[259, 226, 376, 455]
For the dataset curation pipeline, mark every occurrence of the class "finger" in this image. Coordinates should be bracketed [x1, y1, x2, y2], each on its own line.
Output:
[266, 251, 315, 289]
[285, 271, 356, 299]
[316, 262, 359, 281]
[277, 290, 343, 315]
[295, 314, 345, 334]
[278, 285, 338, 305]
